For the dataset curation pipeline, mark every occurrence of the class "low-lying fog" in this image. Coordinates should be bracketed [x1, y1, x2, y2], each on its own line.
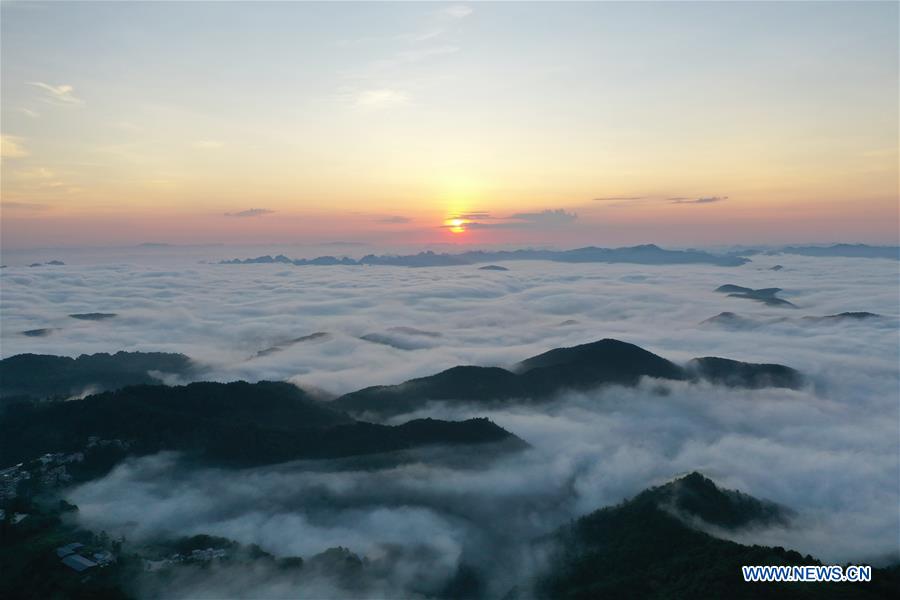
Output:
[2, 250, 897, 596]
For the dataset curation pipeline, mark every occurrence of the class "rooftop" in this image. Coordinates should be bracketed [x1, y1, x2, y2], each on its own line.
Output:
[62, 554, 97, 572]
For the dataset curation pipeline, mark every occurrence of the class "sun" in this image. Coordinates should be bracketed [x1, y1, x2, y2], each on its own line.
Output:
[446, 217, 466, 234]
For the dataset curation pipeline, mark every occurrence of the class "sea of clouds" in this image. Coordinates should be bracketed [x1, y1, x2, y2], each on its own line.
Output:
[1, 249, 898, 597]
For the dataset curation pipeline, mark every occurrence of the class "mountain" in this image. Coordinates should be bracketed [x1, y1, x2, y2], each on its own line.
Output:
[699, 312, 764, 329]
[0, 351, 199, 402]
[687, 358, 804, 390]
[0, 381, 525, 469]
[514, 339, 685, 385]
[21, 328, 57, 338]
[715, 285, 796, 308]
[222, 244, 749, 268]
[332, 339, 802, 418]
[802, 312, 883, 323]
[642, 472, 791, 530]
[359, 327, 443, 350]
[69, 313, 118, 321]
[701, 311, 886, 330]
[254, 332, 329, 357]
[776, 244, 899, 260]
[333, 366, 527, 417]
[535, 473, 896, 599]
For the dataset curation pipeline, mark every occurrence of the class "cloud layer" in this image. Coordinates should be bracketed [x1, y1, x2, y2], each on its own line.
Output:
[1, 249, 897, 595]
[452, 209, 578, 230]
[224, 208, 274, 217]
[0, 134, 29, 158]
[671, 196, 728, 204]
[26, 81, 84, 105]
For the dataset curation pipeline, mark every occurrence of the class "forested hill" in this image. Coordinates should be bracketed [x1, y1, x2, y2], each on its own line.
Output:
[0, 381, 525, 469]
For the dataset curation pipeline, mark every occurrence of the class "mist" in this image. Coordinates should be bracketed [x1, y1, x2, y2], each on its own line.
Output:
[6, 248, 887, 596]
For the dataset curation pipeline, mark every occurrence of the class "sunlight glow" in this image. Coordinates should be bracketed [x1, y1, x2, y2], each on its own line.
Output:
[446, 217, 466, 234]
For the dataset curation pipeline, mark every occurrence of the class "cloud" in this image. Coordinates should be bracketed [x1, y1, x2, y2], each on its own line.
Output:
[593, 196, 648, 202]
[224, 208, 274, 217]
[593, 196, 729, 208]
[17, 167, 55, 179]
[340, 4, 470, 48]
[26, 81, 83, 105]
[8, 167, 77, 196]
[339, 28, 445, 48]
[193, 140, 224, 149]
[461, 209, 578, 229]
[3, 251, 897, 594]
[508, 209, 578, 224]
[377, 45, 459, 69]
[115, 121, 144, 132]
[1, 134, 29, 158]
[397, 29, 444, 43]
[339, 3, 467, 92]
[671, 196, 728, 204]
[455, 212, 492, 220]
[376, 216, 412, 224]
[440, 4, 473, 20]
[20, 108, 40, 118]
[1, 201, 48, 211]
[354, 89, 410, 109]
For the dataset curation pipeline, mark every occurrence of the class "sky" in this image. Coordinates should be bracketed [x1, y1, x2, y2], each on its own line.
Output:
[1, 1, 898, 250]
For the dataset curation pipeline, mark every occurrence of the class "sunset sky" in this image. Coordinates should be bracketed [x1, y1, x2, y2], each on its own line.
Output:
[1, 1, 897, 250]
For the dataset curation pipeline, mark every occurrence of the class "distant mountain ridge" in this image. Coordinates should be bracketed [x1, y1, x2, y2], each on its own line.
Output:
[775, 244, 899, 260]
[332, 339, 803, 418]
[2, 339, 802, 412]
[221, 244, 749, 268]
